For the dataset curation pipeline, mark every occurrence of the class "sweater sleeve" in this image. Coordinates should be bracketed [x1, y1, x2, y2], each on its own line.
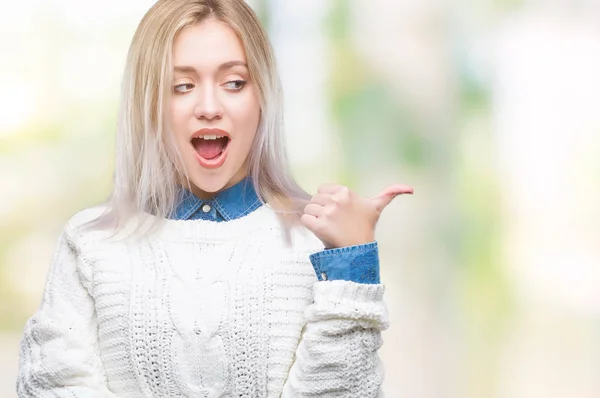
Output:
[281, 280, 388, 397]
[17, 225, 118, 398]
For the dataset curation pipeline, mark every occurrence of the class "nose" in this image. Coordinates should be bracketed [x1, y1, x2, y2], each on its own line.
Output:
[193, 85, 223, 120]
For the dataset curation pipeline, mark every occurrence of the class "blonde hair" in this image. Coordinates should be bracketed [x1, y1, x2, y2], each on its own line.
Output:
[84, 0, 310, 237]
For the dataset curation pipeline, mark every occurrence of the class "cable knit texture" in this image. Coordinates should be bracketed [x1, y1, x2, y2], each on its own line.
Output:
[17, 205, 388, 398]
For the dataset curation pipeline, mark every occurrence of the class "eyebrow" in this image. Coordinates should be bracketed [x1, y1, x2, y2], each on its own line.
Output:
[173, 61, 248, 74]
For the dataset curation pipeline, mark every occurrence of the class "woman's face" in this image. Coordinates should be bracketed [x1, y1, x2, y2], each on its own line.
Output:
[168, 19, 260, 199]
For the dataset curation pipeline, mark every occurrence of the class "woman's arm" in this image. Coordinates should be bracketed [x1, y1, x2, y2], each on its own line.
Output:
[281, 280, 388, 397]
[282, 182, 411, 396]
[17, 225, 117, 398]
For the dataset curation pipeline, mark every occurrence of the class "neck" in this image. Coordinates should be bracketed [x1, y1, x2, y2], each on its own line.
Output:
[188, 172, 249, 201]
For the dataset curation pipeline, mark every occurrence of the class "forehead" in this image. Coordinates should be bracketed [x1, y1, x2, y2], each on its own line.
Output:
[172, 19, 247, 66]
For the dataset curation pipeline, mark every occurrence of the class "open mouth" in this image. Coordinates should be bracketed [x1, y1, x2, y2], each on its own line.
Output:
[191, 134, 231, 168]
[191, 135, 230, 160]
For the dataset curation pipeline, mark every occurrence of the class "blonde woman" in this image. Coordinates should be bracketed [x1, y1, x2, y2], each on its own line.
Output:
[17, 0, 412, 397]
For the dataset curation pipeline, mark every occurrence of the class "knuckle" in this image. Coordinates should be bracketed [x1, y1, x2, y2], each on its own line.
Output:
[323, 206, 335, 217]
[300, 213, 312, 226]
[317, 183, 331, 193]
[332, 192, 349, 205]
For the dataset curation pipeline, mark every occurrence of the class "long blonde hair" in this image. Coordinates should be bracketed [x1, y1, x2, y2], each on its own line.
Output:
[84, 0, 310, 237]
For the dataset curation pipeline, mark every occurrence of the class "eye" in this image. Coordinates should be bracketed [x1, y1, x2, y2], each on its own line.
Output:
[174, 83, 194, 93]
[222, 79, 247, 91]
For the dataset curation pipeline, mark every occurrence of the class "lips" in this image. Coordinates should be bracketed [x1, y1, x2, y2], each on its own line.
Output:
[190, 128, 230, 141]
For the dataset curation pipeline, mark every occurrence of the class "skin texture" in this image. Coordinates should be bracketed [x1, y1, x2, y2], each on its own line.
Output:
[167, 19, 414, 249]
[169, 19, 260, 200]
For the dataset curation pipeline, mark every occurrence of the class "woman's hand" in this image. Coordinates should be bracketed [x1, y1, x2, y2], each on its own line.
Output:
[301, 183, 413, 249]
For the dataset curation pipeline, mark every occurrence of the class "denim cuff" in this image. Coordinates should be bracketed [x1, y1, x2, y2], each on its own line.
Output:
[309, 242, 380, 284]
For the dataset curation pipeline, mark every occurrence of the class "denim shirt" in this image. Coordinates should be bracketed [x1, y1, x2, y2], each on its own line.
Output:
[171, 178, 381, 284]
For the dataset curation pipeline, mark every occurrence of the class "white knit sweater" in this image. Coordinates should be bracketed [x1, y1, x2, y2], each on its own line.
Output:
[17, 205, 388, 397]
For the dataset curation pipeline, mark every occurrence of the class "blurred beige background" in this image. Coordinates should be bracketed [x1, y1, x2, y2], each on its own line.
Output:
[2, 0, 600, 397]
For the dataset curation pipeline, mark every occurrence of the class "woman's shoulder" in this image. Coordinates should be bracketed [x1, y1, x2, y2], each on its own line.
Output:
[62, 203, 116, 244]
[66, 204, 110, 229]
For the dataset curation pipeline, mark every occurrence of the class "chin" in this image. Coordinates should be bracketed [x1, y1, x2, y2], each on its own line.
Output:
[188, 172, 232, 196]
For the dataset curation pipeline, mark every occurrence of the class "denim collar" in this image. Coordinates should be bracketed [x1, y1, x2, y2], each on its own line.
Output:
[172, 177, 262, 221]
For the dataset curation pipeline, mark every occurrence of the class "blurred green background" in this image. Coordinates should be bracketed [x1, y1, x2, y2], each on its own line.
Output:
[2, 1, 600, 397]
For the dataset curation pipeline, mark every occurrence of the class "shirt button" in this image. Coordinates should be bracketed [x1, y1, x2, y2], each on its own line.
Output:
[202, 204, 211, 213]
[321, 272, 328, 281]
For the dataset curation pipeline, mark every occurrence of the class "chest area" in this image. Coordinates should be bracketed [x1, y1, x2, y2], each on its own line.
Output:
[89, 238, 315, 327]
[85, 238, 316, 396]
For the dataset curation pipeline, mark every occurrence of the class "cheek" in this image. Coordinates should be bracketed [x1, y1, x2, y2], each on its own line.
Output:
[232, 96, 260, 138]
[168, 100, 191, 138]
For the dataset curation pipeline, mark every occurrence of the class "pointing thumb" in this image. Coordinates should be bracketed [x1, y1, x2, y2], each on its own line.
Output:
[369, 184, 413, 212]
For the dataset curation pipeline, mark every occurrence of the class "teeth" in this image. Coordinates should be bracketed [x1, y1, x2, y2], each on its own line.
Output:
[200, 135, 224, 140]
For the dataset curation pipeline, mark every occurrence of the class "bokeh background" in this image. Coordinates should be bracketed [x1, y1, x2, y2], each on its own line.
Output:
[1, 0, 600, 397]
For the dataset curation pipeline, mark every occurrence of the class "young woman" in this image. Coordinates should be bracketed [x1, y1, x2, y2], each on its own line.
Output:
[17, 0, 412, 397]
